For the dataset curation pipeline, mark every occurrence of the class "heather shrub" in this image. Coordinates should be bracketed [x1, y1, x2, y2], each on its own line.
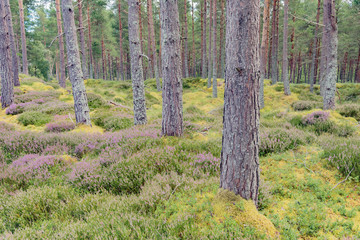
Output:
[15, 91, 60, 103]
[18, 111, 52, 126]
[258, 179, 274, 211]
[40, 101, 73, 114]
[336, 104, 360, 120]
[259, 128, 313, 156]
[292, 101, 322, 111]
[1, 154, 71, 189]
[189, 152, 220, 177]
[103, 116, 133, 131]
[302, 111, 330, 125]
[321, 137, 360, 178]
[6, 99, 45, 115]
[87, 93, 108, 109]
[0, 122, 15, 131]
[45, 121, 76, 133]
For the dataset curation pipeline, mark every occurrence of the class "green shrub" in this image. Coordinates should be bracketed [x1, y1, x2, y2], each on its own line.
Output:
[18, 111, 52, 126]
[183, 77, 202, 88]
[336, 104, 360, 120]
[87, 93, 108, 109]
[185, 105, 204, 115]
[103, 116, 133, 131]
[292, 101, 322, 111]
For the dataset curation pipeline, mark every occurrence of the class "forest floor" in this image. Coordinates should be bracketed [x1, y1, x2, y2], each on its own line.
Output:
[0, 75, 360, 239]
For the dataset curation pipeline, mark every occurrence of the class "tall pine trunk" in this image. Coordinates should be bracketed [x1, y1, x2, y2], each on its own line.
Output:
[128, 0, 147, 125]
[148, 0, 161, 91]
[201, 0, 207, 78]
[4, 0, 20, 86]
[77, 0, 88, 79]
[270, 0, 278, 84]
[160, 0, 183, 137]
[183, 0, 189, 78]
[207, 0, 213, 88]
[18, 0, 28, 75]
[259, 0, 271, 108]
[282, 0, 290, 95]
[321, 0, 337, 109]
[118, 0, 124, 80]
[55, 0, 66, 88]
[310, 0, 321, 92]
[212, 0, 217, 98]
[355, 43, 360, 83]
[87, 5, 93, 79]
[221, 0, 260, 205]
[218, 0, 225, 78]
[191, 0, 196, 77]
[61, 0, 91, 125]
[0, 0, 14, 108]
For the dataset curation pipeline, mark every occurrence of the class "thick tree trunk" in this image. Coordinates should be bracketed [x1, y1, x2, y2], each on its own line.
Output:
[87, 5, 93, 79]
[310, 0, 321, 92]
[160, 0, 183, 137]
[212, 0, 217, 98]
[221, 0, 260, 205]
[207, 0, 213, 88]
[0, 1, 14, 108]
[201, 0, 207, 78]
[191, 0, 196, 77]
[282, 0, 290, 95]
[77, 0, 88, 79]
[55, 0, 66, 88]
[61, 0, 91, 125]
[128, 0, 147, 125]
[118, 0, 124, 80]
[218, 0, 225, 78]
[321, 0, 337, 110]
[259, 0, 271, 108]
[147, 0, 161, 91]
[270, 0, 278, 84]
[18, 0, 28, 75]
[4, 0, 20, 86]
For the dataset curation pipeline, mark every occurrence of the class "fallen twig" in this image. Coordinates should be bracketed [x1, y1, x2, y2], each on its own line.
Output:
[330, 167, 355, 192]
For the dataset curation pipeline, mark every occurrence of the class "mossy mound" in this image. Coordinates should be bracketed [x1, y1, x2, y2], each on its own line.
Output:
[213, 189, 278, 239]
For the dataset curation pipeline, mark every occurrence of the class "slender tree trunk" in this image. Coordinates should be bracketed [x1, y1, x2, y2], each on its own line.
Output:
[200, 0, 204, 75]
[4, 0, 20, 86]
[340, 52, 348, 83]
[201, 0, 207, 78]
[118, 0, 124, 80]
[310, 0, 321, 92]
[347, 59, 353, 82]
[87, 5, 93, 79]
[218, 0, 225, 77]
[183, 0, 189, 78]
[289, 14, 295, 83]
[297, 51, 302, 83]
[191, 0, 196, 77]
[160, 0, 183, 137]
[259, 0, 271, 108]
[128, 0, 147, 125]
[101, 36, 106, 79]
[221, 0, 260, 205]
[321, 0, 337, 110]
[270, 0, 278, 84]
[207, 0, 213, 87]
[77, 0, 88, 79]
[212, 0, 217, 98]
[108, 50, 112, 80]
[355, 43, 360, 83]
[61, 0, 91, 125]
[18, 0, 28, 75]
[138, 0, 144, 77]
[282, 0, 290, 95]
[147, 0, 161, 91]
[158, 10, 162, 77]
[55, 0, 66, 88]
[0, 0, 14, 108]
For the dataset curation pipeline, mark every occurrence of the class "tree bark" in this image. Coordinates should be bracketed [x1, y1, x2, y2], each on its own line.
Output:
[0, 0, 14, 108]
[289, 14, 295, 83]
[207, 0, 213, 88]
[87, 5, 93, 79]
[61, 0, 91, 125]
[270, 0, 278, 84]
[218, 0, 225, 78]
[118, 0, 124, 80]
[18, 0, 28, 75]
[55, 0, 66, 88]
[128, 0, 147, 125]
[77, 0, 88, 79]
[310, 0, 321, 92]
[191, 0, 196, 77]
[282, 0, 290, 95]
[340, 52, 348, 83]
[201, 0, 207, 78]
[101, 35, 106, 79]
[160, 0, 183, 137]
[4, 0, 20, 86]
[183, 0, 189, 78]
[321, 0, 337, 110]
[355, 43, 360, 83]
[147, 0, 161, 91]
[259, 0, 271, 108]
[212, 0, 217, 98]
[221, 0, 260, 205]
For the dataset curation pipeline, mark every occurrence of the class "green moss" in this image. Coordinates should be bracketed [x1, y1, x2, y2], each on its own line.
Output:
[17, 111, 52, 126]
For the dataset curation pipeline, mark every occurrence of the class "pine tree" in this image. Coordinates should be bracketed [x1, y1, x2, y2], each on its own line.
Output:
[282, 0, 291, 95]
[55, 0, 66, 88]
[212, 0, 217, 98]
[18, 0, 28, 75]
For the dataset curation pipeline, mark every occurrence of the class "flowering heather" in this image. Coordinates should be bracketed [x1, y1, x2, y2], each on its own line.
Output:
[190, 152, 220, 176]
[5, 99, 45, 115]
[1, 154, 69, 189]
[45, 121, 76, 133]
[302, 111, 330, 125]
[15, 91, 60, 104]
